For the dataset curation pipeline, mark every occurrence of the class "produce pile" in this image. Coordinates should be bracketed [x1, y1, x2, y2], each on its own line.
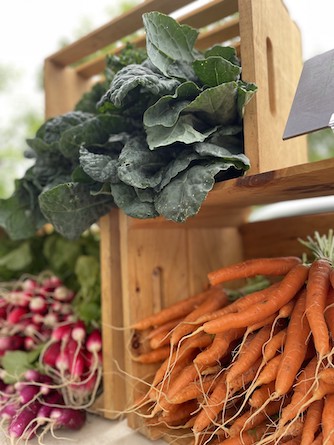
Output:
[0, 12, 256, 241]
[131, 232, 334, 445]
[0, 273, 102, 443]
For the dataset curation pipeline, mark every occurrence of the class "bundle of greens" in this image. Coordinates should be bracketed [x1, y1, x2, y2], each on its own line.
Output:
[0, 12, 256, 240]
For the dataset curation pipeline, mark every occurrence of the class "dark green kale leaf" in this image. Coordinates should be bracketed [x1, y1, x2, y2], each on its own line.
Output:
[143, 12, 200, 80]
[99, 62, 180, 109]
[0, 174, 46, 240]
[110, 182, 158, 219]
[155, 160, 246, 222]
[38, 183, 115, 239]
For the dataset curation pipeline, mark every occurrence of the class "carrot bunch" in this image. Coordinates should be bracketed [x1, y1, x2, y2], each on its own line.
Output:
[130, 231, 334, 445]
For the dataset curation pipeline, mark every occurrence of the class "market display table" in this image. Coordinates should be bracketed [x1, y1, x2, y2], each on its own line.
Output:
[0, 416, 166, 445]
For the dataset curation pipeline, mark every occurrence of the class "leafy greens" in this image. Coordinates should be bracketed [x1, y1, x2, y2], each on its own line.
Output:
[0, 13, 256, 240]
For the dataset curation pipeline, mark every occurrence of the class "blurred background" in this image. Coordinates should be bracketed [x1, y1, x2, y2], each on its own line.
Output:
[1, 0, 334, 200]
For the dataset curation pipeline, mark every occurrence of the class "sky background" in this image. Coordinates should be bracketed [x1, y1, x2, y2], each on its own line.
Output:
[1, 0, 333, 139]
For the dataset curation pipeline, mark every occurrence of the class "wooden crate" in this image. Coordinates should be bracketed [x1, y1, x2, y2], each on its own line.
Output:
[42, 0, 334, 439]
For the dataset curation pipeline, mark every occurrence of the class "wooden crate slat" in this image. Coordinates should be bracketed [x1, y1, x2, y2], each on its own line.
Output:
[239, 0, 308, 173]
[241, 212, 334, 260]
[99, 212, 126, 419]
[44, 59, 93, 118]
[48, 0, 198, 67]
[124, 159, 334, 230]
[176, 0, 238, 29]
[204, 158, 334, 209]
[76, 16, 240, 79]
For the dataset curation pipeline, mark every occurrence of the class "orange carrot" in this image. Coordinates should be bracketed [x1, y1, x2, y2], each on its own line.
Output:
[158, 399, 198, 426]
[133, 287, 211, 330]
[228, 399, 284, 437]
[310, 433, 323, 445]
[133, 345, 171, 363]
[213, 422, 272, 445]
[192, 372, 227, 433]
[208, 256, 301, 286]
[262, 328, 287, 362]
[228, 357, 263, 393]
[193, 358, 263, 434]
[246, 314, 278, 333]
[151, 331, 212, 388]
[147, 317, 183, 340]
[282, 438, 302, 445]
[203, 264, 309, 334]
[279, 299, 296, 318]
[330, 267, 334, 289]
[279, 357, 318, 427]
[248, 381, 276, 408]
[318, 368, 334, 386]
[170, 286, 228, 345]
[153, 361, 209, 415]
[148, 317, 183, 349]
[322, 394, 334, 445]
[325, 287, 334, 339]
[194, 328, 246, 368]
[226, 324, 272, 385]
[195, 282, 280, 325]
[169, 374, 218, 404]
[255, 354, 283, 389]
[300, 399, 323, 445]
[275, 289, 310, 396]
[305, 258, 332, 357]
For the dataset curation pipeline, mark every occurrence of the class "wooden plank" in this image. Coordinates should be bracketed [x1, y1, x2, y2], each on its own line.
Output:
[119, 216, 189, 429]
[195, 17, 239, 50]
[48, 0, 196, 66]
[99, 212, 126, 419]
[241, 212, 334, 259]
[238, 0, 308, 174]
[204, 158, 334, 209]
[187, 227, 244, 293]
[76, 17, 240, 79]
[44, 60, 92, 118]
[176, 0, 238, 29]
[125, 159, 334, 230]
[128, 207, 249, 230]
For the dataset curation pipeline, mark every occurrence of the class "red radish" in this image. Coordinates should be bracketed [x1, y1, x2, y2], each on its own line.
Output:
[37, 391, 64, 419]
[17, 384, 47, 404]
[24, 370, 52, 385]
[41, 341, 61, 367]
[53, 286, 75, 303]
[32, 313, 44, 324]
[0, 306, 7, 319]
[55, 351, 70, 373]
[86, 329, 102, 353]
[29, 296, 47, 314]
[43, 312, 58, 327]
[70, 351, 86, 379]
[22, 279, 38, 291]
[7, 307, 28, 324]
[24, 322, 41, 337]
[8, 400, 41, 439]
[50, 407, 86, 430]
[24, 336, 36, 350]
[0, 335, 24, 351]
[71, 320, 86, 343]
[51, 323, 73, 342]
[42, 276, 62, 292]
[84, 351, 102, 370]
[0, 403, 18, 420]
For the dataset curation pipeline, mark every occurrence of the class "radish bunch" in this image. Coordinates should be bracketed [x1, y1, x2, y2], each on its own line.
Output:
[0, 273, 102, 442]
[0, 371, 86, 442]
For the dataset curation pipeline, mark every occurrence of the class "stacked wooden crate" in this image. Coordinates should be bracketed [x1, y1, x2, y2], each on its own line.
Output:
[44, 0, 334, 441]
